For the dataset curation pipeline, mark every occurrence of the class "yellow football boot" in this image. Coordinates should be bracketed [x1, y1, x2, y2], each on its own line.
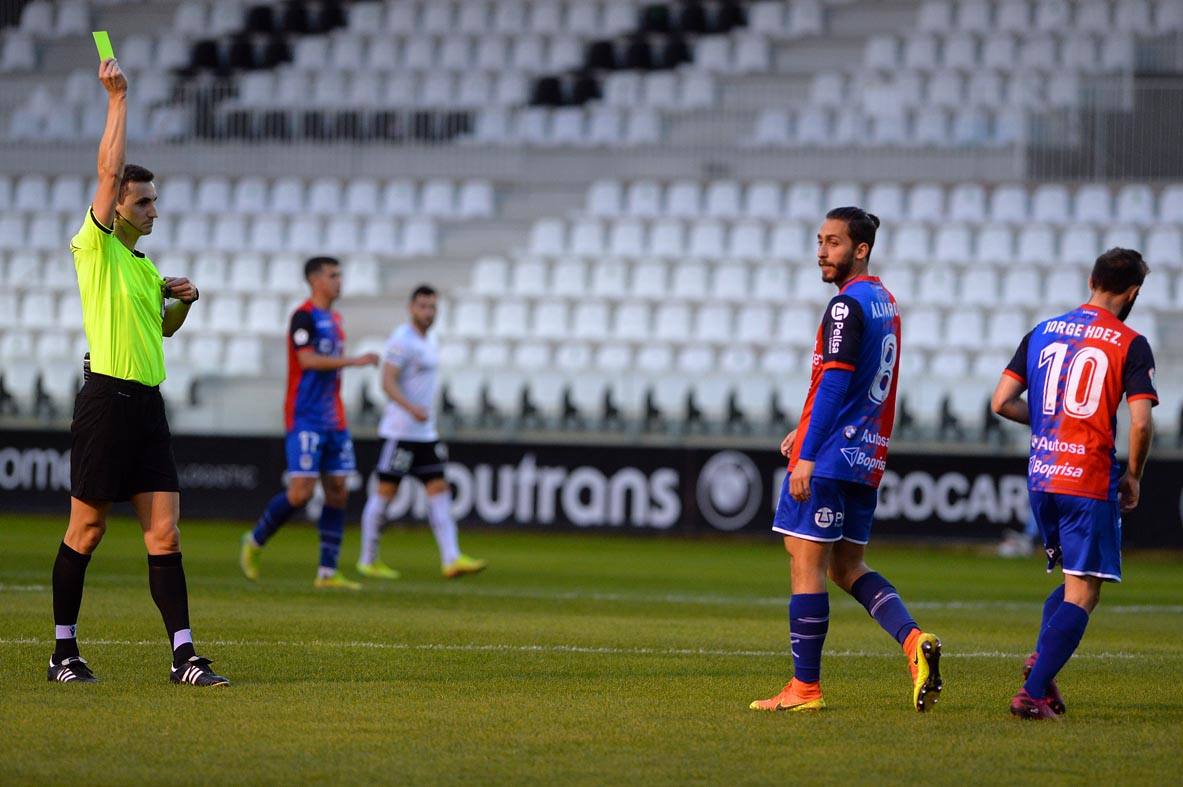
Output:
[905, 630, 943, 712]
[313, 572, 362, 590]
[442, 554, 488, 579]
[356, 560, 401, 580]
[239, 532, 261, 581]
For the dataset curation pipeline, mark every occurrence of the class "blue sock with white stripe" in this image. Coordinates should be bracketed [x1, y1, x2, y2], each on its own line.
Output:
[252, 492, 297, 546]
[317, 505, 345, 573]
[1024, 602, 1089, 699]
[789, 593, 829, 684]
[1035, 584, 1066, 654]
[850, 571, 918, 646]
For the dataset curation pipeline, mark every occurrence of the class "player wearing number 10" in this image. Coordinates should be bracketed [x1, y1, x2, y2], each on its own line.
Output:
[991, 248, 1157, 720]
[751, 207, 942, 714]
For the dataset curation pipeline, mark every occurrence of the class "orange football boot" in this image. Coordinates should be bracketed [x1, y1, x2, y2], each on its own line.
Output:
[749, 678, 826, 711]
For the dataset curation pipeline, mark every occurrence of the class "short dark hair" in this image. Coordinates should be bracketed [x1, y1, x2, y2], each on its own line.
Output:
[304, 256, 340, 280]
[1091, 247, 1149, 294]
[118, 164, 154, 201]
[825, 206, 881, 257]
[410, 284, 437, 301]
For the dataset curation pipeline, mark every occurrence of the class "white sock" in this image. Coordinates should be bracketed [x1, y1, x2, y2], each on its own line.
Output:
[173, 628, 193, 650]
[360, 494, 389, 565]
[428, 492, 460, 565]
[317, 566, 336, 579]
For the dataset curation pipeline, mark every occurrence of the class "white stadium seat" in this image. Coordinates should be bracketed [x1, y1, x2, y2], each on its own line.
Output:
[1016, 226, 1057, 265]
[550, 260, 586, 297]
[591, 260, 628, 298]
[632, 261, 667, 299]
[572, 302, 610, 341]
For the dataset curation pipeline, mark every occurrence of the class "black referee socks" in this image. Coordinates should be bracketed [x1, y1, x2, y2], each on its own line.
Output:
[147, 552, 196, 667]
[52, 542, 91, 662]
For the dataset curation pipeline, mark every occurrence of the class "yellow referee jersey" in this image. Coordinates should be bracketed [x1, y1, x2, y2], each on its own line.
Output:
[70, 208, 167, 386]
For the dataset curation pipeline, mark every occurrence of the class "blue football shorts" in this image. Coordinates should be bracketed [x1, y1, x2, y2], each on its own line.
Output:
[285, 428, 357, 477]
[772, 474, 878, 545]
[1029, 490, 1122, 582]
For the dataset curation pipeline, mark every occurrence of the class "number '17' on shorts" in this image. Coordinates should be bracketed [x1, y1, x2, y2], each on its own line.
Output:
[285, 428, 356, 476]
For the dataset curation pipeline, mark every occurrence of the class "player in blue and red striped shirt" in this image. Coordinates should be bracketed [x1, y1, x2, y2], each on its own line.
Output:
[239, 257, 378, 589]
[992, 248, 1157, 720]
[751, 207, 942, 714]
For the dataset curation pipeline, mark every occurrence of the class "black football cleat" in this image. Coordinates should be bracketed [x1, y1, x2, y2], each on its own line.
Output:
[170, 656, 230, 687]
[48, 656, 98, 684]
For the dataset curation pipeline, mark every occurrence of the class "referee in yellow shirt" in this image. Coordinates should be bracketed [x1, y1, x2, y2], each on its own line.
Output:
[48, 58, 228, 686]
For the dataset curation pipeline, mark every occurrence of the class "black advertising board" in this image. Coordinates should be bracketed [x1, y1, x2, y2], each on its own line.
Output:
[1, 429, 1180, 546]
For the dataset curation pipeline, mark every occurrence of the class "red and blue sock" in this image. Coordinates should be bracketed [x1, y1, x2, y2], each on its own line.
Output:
[789, 593, 829, 684]
[850, 571, 918, 645]
[1024, 601, 1089, 699]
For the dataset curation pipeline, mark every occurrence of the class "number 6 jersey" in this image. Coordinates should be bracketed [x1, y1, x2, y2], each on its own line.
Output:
[1004, 304, 1158, 501]
[787, 275, 901, 488]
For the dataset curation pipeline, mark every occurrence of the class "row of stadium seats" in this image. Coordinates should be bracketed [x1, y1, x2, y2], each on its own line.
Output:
[234, 67, 535, 109]
[430, 333, 1017, 380]
[0, 212, 441, 256]
[582, 179, 1182, 226]
[440, 295, 1163, 350]
[749, 106, 1021, 150]
[466, 256, 1183, 312]
[229, 69, 589, 111]
[429, 366, 1102, 435]
[859, 32, 1137, 75]
[468, 106, 662, 146]
[277, 31, 775, 78]
[812, 71, 1110, 114]
[5, 101, 182, 144]
[915, 0, 1182, 35]
[0, 173, 496, 218]
[0, 251, 372, 298]
[525, 218, 1183, 268]
[294, 31, 614, 74]
[0, 291, 300, 338]
[338, 0, 771, 37]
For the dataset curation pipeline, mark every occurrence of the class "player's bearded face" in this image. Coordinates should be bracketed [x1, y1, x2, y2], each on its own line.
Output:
[820, 244, 856, 283]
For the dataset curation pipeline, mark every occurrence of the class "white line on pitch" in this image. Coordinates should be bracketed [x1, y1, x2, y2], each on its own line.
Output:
[1, 579, 1179, 615]
[0, 636, 1167, 661]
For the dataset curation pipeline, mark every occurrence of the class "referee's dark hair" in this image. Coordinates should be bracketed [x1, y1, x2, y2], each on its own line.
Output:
[118, 164, 154, 201]
[825, 206, 881, 258]
[1091, 248, 1149, 294]
[410, 284, 437, 301]
[304, 256, 340, 281]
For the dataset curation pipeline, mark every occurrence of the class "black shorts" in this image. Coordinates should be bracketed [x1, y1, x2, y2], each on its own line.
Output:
[375, 439, 448, 483]
[70, 372, 180, 502]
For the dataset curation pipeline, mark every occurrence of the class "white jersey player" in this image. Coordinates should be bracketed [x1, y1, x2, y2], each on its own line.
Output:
[357, 285, 487, 580]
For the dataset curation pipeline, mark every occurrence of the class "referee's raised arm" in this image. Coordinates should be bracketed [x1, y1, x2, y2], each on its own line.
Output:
[91, 58, 128, 229]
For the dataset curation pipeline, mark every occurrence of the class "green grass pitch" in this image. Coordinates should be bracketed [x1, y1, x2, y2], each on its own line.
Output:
[2, 513, 1180, 784]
